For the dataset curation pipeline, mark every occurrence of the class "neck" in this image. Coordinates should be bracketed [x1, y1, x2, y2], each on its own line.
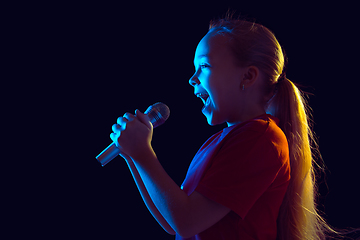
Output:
[226, 109, 266, 127]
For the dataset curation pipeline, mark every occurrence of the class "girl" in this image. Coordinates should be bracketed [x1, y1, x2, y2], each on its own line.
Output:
[110, 17, 333, 239]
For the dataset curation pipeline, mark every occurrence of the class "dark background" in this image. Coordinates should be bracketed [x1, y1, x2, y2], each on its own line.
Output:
[6, 1, 359, 239]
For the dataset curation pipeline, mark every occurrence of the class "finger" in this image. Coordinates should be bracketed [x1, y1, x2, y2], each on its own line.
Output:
[112, 123, 121, 133]
[135, 109, 152, 130]
[110, 132, 121, 148]
[123, 112, 135, 121]
[110, 132, 117, 143]
[117, 116, 128, 126]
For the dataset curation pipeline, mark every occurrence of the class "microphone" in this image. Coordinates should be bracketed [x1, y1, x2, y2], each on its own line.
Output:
[96, 102, 170, 167]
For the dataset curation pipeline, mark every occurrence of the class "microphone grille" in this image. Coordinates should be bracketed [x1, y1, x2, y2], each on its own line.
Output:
[144, 102, 170, 128]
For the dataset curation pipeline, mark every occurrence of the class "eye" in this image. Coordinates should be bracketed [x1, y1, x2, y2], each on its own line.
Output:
[200, 63, 210, 69]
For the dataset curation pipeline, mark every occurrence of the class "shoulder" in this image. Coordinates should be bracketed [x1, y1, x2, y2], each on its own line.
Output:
[222, 114, 288, 160]
[225, 114, 285, 142]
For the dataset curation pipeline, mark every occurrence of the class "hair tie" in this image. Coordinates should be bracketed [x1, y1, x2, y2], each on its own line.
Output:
[278, 72, 286, 83]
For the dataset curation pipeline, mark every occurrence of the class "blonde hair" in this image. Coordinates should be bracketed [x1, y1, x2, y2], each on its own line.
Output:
[209, 17, 335, 239]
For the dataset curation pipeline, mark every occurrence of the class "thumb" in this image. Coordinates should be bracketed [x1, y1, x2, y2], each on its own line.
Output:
[135, 109, 153, 130]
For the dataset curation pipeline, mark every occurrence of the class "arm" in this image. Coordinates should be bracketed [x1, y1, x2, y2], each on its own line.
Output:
[132, 149, 230, 238]
[112, 111, 231, 238]
[121, 153, 176, 235]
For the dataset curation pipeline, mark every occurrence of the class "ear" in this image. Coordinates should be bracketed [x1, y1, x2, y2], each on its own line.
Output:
[241, 66, 260, 89]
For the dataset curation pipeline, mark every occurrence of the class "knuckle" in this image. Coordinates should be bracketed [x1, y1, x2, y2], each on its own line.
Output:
[123, 112, 135, 120]
[112, 123, 120, 132]
[117, 117, 127, 125]
[117, 117, 122, 124]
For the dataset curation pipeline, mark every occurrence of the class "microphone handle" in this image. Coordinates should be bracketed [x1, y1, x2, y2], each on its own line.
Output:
[96, 142, 122, 167]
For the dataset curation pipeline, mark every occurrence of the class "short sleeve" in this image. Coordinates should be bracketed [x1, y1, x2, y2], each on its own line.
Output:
[195, 124, 288, 219]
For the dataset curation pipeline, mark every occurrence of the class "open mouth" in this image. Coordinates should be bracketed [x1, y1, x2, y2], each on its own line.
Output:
[196, 92, 211, 112]
[196, 92, 209, 105]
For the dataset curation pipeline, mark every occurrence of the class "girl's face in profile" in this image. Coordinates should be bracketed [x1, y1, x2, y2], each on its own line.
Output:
[189, 32, 253, 126]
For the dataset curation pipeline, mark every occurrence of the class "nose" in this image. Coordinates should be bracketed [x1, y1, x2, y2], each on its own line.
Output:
[189, 73, 200, 87]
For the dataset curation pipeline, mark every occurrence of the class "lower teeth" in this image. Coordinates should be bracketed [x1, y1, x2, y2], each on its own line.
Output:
[202, 97, 210, 111]
[205, 97, 210, 106]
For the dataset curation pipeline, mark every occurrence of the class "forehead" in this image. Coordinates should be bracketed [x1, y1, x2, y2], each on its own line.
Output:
[194, 32, 232, 64]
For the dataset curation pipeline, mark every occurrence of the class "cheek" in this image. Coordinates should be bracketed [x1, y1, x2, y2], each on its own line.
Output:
[208, 80, 230, 107]
[206, 69, 239, 108]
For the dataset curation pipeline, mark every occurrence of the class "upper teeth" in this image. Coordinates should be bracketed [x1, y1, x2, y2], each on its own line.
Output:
[197, 93, 208, 98]
[196, 93, 209, 105]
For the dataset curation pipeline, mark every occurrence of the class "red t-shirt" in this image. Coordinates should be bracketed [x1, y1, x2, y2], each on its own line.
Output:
[176, 114, 290, 240]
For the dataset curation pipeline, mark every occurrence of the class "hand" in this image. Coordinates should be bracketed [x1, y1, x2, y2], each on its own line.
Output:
[110, 110, 154, 160]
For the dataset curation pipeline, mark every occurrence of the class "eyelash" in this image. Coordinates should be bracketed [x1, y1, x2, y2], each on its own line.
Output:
[200, 63, 210, 69]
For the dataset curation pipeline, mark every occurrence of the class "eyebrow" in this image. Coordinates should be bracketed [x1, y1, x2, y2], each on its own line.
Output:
[193, 54, 209, 66]
[196, 54, 209, 60]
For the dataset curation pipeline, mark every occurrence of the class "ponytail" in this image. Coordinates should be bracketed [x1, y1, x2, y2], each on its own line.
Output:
[268, 78, 333, 239]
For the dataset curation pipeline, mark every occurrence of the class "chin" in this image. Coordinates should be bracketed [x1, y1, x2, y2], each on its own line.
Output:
[205, 114, 225, 126]
[207, 119, 216, 126]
